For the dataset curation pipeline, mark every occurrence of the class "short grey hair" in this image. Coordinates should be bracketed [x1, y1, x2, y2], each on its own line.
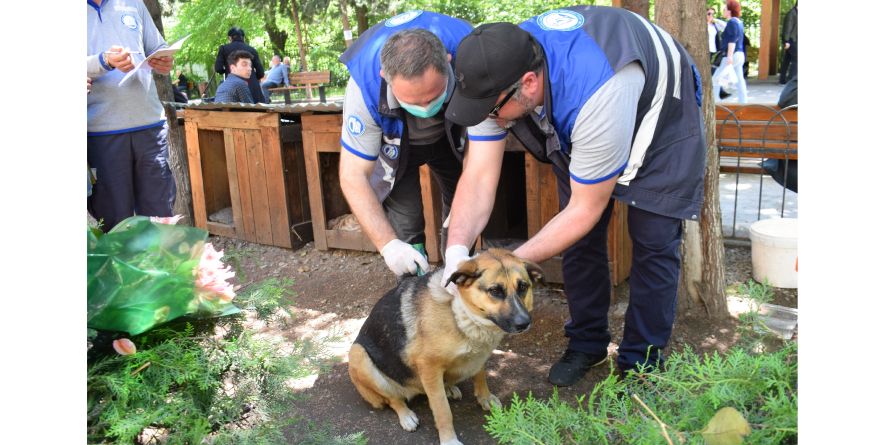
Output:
[380, 29, 449, 83]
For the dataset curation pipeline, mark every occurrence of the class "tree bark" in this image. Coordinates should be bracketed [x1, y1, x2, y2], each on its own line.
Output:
[354, 2, 369, 35]
[615, 0, 650, 17]
[338, 0, 354, 48]
[290, 0, 308, 71]
[654, 0, 729, 318]
[144, 0, 195, 226]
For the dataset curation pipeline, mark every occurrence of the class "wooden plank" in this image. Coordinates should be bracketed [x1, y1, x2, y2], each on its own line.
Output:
[325, 229, 376, 252]
[184, 121, 207, 230]
[608, 200, 632, 287]
[261, 125, 293, 248]
[233, 129, 257, 242]
[419, 165, 441, 264]
[244, 128, 274, 246]
[314, 132, 343, 152]
[301, 114, 343, 133]
[525, 154, 543, 237]
[716, 125, 798, 142]
[184, 110, 278, 130]
[223, 129, 245, 239]
[205, 221, 236, 239]
[290, 71, 331, 84]
[716, 104, 797, 122]
[301, 121, 329, 250]
[720, 149, 797, 160]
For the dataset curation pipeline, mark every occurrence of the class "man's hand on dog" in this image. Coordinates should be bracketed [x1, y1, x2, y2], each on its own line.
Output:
[381, 239, 429, 276]
[441, 245, 471, 296]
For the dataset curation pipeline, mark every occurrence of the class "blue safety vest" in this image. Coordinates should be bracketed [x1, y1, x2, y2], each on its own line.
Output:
[339, 11, 472, 200]
[509, 6, 706, 221]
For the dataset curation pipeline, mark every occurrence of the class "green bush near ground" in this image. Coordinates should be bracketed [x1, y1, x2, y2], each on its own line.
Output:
[86, 278, 365, 445]
[485, 281, 797, 445]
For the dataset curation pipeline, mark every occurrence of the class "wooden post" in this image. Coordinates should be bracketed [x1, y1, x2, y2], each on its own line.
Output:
[758, 0, 781, 80]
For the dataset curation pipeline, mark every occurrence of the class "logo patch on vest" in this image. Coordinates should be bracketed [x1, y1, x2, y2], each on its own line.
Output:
[346, 115, 365, 136]
[536, 10, 584, 31]
[121, 13, 138, 30]
[385, 10, 423, 27]
[382, 144, 399, 160]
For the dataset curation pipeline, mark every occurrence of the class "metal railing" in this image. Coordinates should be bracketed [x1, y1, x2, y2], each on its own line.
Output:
[716, 104, 798, 239]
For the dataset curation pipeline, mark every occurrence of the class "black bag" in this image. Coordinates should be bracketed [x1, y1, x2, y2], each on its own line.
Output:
[761, 159, 798, 193]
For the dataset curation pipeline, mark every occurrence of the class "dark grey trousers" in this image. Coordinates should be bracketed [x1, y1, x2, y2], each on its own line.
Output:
[383, 137, 461, 248]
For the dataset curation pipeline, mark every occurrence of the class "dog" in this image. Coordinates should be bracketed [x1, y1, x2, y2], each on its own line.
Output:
[348, 248, 544, 445]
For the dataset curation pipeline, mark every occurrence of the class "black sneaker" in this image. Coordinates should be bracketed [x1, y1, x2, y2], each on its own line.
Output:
[548, 349, 609, 387]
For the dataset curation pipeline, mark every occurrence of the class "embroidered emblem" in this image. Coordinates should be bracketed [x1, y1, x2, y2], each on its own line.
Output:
[385, 10, 423, 27]
[536, 10, 584, 31]
[382, 144, 399, 160]
[346, 115, 365, 136]
[121, 13, 138, 30]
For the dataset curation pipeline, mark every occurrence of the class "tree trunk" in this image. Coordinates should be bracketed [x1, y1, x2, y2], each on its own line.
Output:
[354, 2, 369, 35]
[614, 0, 650, 17]
[144, 0, 195, 226]
[654, 0, 729, 318]
[290, 0, 308, 71]
[338, 0, 354, 48]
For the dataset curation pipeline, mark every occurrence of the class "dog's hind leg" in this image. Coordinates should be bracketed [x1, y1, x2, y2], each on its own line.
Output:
[387, 397, 420, 431]
[348, 344, 387, 409]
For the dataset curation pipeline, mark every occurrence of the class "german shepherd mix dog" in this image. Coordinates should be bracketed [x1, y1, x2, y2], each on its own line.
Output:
[348, 249, 544, 445]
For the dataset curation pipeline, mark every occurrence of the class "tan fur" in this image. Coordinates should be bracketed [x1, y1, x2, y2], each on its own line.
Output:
[348, 249, 543, 445]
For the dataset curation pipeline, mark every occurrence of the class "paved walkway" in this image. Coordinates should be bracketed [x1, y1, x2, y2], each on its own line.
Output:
[716, 79, 797, 239]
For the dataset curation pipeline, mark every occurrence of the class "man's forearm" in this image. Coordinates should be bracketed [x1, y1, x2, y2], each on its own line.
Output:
[340, 174, 398, 251]
[447, 175, 496, 249]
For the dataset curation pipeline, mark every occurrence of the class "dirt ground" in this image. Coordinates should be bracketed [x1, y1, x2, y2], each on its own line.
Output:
[210, 235, 797, 444]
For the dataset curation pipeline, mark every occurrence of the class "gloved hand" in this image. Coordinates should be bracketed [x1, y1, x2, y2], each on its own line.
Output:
[441, 245, 471, 296]
[381, 238, 429, 276]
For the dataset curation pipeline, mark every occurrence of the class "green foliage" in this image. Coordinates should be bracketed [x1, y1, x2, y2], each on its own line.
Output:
[484, 287, 797, 444]
[86, 277, 351, 444]
[236, 277, 296, 321]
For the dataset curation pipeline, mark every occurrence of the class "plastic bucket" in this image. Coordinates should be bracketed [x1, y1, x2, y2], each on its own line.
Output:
[749, 218, 798, 288]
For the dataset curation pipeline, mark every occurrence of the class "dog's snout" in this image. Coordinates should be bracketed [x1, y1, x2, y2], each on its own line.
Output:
[513, 316, 531, 332]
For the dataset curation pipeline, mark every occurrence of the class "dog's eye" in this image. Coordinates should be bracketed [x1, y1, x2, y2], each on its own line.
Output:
[487, 286, 505, 299]
[517, 281, 529, 293]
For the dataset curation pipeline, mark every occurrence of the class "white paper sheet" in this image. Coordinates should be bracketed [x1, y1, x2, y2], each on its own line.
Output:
[118, 34, 191, 87]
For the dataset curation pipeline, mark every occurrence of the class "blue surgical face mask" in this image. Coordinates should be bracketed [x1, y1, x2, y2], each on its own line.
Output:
[399, 89, 447, 118]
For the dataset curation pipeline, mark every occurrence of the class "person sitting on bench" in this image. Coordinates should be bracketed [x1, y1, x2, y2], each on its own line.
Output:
[261, 54, 290, 103]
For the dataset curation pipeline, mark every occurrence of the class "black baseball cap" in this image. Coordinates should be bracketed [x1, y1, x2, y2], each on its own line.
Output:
[446, 23, 535, 127]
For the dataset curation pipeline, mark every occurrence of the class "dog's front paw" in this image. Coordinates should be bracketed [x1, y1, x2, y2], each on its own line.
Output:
[445, 385, 462, 400]
[398, 409, 420, 431]
[477, 393, 501, 411]
[440, 438, 464, 445]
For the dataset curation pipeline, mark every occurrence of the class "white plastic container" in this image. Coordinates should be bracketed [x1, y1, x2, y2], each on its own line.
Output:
[749, 218, 798, 288]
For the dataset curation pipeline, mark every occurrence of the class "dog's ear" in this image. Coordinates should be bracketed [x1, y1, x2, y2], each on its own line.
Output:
[446, 258, 482, 287]
[524, 260, 545, 284]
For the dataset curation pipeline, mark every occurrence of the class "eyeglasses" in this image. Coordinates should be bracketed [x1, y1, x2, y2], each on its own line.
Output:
[489, 86, 518, 117]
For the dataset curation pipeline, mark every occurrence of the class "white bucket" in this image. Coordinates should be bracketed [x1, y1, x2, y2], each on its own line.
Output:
[749, 218, 798, 288]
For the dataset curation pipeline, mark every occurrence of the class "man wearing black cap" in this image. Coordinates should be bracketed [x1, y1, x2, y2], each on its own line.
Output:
[441, 6, 707, 386]
[214, 27, 264, 104]
[338, 11, 477, 277]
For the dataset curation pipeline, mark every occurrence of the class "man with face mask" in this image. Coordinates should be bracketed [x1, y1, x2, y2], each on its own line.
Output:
[442, 6, 707, 385]
[338, 11, 476, 277]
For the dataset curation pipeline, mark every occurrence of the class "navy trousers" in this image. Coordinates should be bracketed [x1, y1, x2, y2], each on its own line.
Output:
[553, 165, 683, 371]
[87, 124, 176, 231]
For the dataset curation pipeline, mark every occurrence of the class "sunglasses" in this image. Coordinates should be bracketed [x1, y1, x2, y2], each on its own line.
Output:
[489, 86, 518, 117]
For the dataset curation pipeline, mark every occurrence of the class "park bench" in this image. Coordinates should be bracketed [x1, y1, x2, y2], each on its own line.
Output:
[715, 104, 798, 174]
[268, 70, 331, 104]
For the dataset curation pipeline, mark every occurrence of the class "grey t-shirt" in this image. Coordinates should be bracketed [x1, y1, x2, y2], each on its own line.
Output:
[466, 62, 645, 183]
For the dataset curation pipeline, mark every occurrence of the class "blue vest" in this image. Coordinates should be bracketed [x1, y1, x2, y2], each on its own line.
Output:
[510, 6, 707, 221]
[339, 11, 472, 200]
